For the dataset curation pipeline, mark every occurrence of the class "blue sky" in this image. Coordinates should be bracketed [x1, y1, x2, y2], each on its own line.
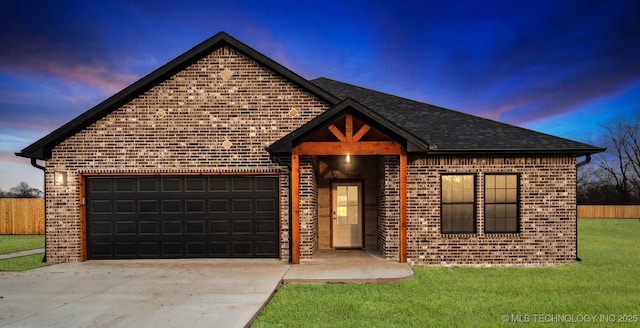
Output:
[1, 0, 639, 192]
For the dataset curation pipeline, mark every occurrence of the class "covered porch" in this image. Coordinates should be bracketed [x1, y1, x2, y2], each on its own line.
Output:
[268, 98, 429, 264]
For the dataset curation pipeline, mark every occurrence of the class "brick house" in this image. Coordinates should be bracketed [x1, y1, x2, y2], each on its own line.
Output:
[17, 32, 604, 266]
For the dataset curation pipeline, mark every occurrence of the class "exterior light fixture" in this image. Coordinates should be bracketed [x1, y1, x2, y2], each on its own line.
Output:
[54, 171, 67, 186]
[345, 154, 351, 163]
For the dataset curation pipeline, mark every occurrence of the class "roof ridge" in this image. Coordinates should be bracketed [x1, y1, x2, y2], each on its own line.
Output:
[312, 77, 446, 110]
[312, 77, 605, 154]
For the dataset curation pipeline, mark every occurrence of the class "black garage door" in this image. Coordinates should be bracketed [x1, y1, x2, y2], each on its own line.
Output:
[86, 175, 279, 259]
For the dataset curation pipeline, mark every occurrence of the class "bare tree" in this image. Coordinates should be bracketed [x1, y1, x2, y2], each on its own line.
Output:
[592, 112, 640, 203]
[9, 182, 42, 198]
[621, 114, 640, 197]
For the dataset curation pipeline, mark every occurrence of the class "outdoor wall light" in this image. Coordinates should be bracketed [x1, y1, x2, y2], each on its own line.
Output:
[345, 154, 351, 163]
[54, 171, 67, 186]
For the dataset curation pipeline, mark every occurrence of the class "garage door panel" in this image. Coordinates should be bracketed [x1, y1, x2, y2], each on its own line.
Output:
[209, 177, 230, 192]
[114, 178, 136, 192]
[162, 200, 182, 213]
[115, 200, 135, 214]
[162, 177, 183, 192]
[232, 177, 252, 191]
[90, 242, 113, 259]
[185, 199, 206, 213]
[138, 178, 160, 192]
[90, 178, 113, 193]
[91, 221, 113, 235]
[115, 221, 136, 235]
[162, 221, 183, 235]
[256, 177, 277, 191]
[232, 199, 252, 213]
[140, 242, 161, 257]
[90, 200, 112, 214]
[115, 242, 137, 257]
[139, 221, 160, 235]
[186, 220, 206, 234]
[233, 241, 252, 255]
[87, 175, 279, 259]
[256, 199, 276, 213]
[233, 220, 252, 234]
[210, 199, 229, 213]
[257, 220, 277, 233]
[162, 242, 183, 257]
[210, 242, 229, 256]
[256, 241, 278, 256]
[139, 200, 159, 213]
[187, 242, 206, 256]
[185, 177, 206, 192]
[210, 220, 230, 234]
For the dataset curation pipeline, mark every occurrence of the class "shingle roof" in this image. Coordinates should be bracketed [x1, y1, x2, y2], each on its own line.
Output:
[311, 77, 605, 156]
[16, 31, 604, 161]
[267, 97, 429, 155]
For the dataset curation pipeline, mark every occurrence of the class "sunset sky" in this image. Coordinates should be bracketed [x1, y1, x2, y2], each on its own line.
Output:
[1, 0, 639, 192]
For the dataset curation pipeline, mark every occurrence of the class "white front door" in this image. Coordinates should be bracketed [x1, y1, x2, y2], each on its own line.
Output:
[332, 182, 362, 248]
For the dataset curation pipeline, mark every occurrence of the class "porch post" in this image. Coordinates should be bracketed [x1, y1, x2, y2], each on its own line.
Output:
[399, 149, 407, 263]
[291, 153, 300, 264]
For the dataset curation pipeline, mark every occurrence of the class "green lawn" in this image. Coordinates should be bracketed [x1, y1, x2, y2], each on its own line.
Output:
[0, 235, 46, 271]
[0, 235, 44, 254]
[0, 254, 47, 271]
[254, 219, 640, 327]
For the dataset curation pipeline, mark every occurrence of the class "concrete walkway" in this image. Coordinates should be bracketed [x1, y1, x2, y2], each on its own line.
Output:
[284, 249, 414, 284]
[0, 248, 44, 260]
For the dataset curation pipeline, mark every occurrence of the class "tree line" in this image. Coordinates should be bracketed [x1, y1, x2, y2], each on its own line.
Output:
[0, 182, 42, 198]
[578, 113, 640, 204]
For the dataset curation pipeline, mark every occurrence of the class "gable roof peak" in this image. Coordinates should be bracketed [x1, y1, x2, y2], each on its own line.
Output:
[17, 32, 339, 160]
[267, 96, 430, 155]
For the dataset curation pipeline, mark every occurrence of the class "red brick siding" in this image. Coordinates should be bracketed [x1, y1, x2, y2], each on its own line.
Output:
[44, 46, 330, 263]
[376, 156, 400, 259]
[406, 155, 577, 266]
[298, 156, 318, 258]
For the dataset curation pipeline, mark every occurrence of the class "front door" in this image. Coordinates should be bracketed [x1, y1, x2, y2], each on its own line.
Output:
[332, 182, 362, 248]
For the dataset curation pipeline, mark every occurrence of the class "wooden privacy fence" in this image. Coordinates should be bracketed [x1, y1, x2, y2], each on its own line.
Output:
[0, 198, 44, 234]
[578, 205, 640, 219]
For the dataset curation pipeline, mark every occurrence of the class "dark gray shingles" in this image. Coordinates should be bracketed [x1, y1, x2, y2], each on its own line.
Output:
[311, 78, 604, 154]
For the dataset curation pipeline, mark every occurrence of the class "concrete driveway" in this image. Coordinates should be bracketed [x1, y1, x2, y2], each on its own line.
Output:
[0, 260, 289, 328]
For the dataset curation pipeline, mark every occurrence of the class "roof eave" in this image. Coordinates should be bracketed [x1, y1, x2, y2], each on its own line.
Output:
[422, 147, 607, 156]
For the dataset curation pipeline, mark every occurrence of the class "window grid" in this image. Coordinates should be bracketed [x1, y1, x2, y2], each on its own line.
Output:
[441, 174, 476, 234]
[484, 174, 520, 233]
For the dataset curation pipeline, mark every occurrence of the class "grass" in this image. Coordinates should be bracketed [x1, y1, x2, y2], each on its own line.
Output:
[0, 235, 44, 254]
[0, 235, 46, 271]
[253, 219, 640, 327]
[0, 254, 47, 271]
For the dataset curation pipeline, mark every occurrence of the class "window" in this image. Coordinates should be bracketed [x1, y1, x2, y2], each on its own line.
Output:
[441, 174, 476, 233]
[485, 174, 519, 233]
